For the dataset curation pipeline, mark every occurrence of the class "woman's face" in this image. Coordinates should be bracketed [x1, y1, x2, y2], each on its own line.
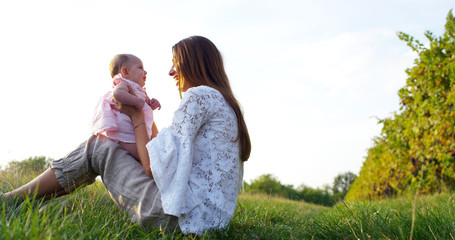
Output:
[169, 64, 179, 87]
[169, 64, 193, 92]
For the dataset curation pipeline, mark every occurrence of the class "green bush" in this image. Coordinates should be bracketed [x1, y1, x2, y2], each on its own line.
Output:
[347, 10, 455, 201]
[245, 173, 356, 206]
[3, 156, 52, 173]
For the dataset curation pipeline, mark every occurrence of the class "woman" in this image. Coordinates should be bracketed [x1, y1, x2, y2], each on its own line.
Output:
[4, 36, 251, 235]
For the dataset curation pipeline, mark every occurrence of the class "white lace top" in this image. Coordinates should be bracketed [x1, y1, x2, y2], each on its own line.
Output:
[146, 86, 243, 235]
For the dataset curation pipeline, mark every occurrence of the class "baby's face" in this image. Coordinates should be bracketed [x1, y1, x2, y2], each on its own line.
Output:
[126, 57, 147, 87]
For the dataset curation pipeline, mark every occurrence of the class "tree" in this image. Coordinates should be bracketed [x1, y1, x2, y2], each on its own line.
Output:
[245, 173, 350, 206]
[346, 10, 455, 201]
[4, 156, 52, 173]
[297, 184, 333, 206]
[248, 174, 291, 197]
[332, 172, 357, 194]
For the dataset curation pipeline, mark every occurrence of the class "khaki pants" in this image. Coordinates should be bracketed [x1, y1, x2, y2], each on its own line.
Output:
[51, 134, 179, 232]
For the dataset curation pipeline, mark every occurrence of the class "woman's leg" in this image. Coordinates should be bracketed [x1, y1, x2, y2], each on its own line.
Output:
[4, 137, 97, 200]
[88, 135, 178, 231]
[4, 168, 65, 200]
[4, 134, 177, 231]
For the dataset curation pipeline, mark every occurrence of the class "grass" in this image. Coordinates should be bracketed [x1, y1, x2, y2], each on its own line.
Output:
[2, 171, 455, 239]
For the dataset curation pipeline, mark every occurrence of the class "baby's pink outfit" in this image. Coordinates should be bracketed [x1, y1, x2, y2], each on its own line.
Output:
[91, 74, 154, 143]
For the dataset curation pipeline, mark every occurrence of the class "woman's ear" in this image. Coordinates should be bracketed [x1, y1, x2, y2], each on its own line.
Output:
[121, 67, 129, 77]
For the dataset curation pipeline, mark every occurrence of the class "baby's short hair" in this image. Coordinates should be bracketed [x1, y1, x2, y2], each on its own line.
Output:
[109, 54, 134, 78]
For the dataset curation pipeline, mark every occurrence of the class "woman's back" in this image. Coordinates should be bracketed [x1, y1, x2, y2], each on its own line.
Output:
[147, 86, 242, 235]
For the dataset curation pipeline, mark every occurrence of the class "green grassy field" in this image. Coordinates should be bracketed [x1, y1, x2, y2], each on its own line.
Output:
[1, 171, 455, 239]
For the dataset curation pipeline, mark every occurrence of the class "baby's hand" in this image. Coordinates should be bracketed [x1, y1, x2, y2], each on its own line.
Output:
[149, 98, 161, 110]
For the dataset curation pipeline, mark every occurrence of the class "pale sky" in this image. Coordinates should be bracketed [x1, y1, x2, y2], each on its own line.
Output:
[0, 0, 453, 188]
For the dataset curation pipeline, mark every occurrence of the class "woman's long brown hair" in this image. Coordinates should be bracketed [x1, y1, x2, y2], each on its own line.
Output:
[172, 36, 251, 161]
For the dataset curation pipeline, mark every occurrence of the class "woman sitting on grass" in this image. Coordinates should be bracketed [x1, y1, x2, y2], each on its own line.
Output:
[3, 36, 251, 236]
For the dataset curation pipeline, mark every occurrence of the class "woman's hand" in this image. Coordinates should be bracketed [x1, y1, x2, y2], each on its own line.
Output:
[143, 165, 153, 178]
[115, 101, 139, 117]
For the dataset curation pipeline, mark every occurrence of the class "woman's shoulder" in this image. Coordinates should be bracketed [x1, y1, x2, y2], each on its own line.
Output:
[186, 85, 222, 99]
[180, 86, 228, 115]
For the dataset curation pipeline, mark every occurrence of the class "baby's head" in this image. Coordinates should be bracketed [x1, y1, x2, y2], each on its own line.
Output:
[109, 54, 147, 87]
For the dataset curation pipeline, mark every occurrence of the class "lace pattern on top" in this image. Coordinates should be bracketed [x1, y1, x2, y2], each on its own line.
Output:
[146, 86, 243, 235]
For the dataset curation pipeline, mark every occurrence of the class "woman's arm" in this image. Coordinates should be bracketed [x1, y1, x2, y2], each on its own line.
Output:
[130, 111, 153, 177]
[151, 122, 159, 139]
[115, 84, 154, 177]
[117, 102, 153, 177]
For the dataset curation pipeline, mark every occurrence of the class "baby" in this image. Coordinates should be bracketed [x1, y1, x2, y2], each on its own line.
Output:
[91, 54, 160, 160]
